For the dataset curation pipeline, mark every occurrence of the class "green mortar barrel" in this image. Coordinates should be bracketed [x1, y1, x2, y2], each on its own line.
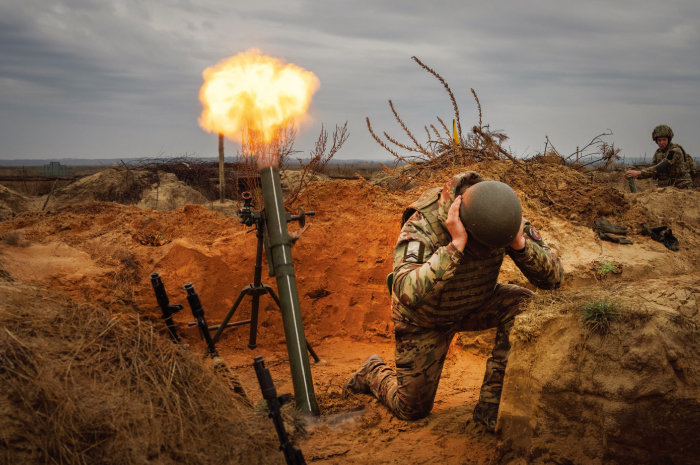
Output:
[259, 166, 319, 416]
[628, 177, 638, 193]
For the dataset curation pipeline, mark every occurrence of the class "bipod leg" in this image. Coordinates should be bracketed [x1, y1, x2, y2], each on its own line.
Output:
[247, 287, 265, 349]
[264, 285, 320, 363]
[184, 283, 219, 358]
[305, 340, 320, 364]
[212, 287, 250, 344]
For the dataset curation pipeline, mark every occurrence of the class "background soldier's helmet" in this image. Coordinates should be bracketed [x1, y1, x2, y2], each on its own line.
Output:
[652, 124, 674, 142]
[459, 181, 522, 248]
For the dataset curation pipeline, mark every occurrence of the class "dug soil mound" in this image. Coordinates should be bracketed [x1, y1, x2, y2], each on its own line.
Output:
[47, 168, 208, 211]
[0, 184, 37, 220]
[0, 162, 698, 464]
[137, 171, 209, 210]
[373, 159, 633, 228]
[499, 277, 700, 465]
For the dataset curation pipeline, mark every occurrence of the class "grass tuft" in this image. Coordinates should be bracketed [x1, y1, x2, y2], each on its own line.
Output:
[580, 299, 620, 334]
[592, 260, 622, 280]
[597, 261, 617, 275]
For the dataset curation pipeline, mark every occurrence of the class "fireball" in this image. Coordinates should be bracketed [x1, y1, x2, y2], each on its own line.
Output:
[198, 49, 320, 145]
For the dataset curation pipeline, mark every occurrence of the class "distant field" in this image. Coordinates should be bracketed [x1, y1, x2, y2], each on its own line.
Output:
[0, 159, 391, 197]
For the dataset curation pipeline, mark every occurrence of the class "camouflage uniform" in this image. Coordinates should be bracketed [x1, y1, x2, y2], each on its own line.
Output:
[357, 172, 564, 420]
[639, 143, 692, 189]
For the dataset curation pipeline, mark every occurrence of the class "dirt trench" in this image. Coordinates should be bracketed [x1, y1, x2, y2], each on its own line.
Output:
[1, 164, 699, 464]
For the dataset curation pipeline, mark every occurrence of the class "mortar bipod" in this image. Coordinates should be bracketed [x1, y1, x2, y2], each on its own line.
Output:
[201, 212, 319, 363]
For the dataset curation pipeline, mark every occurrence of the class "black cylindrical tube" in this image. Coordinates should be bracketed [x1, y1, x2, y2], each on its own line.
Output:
[184, 283, 218, 357]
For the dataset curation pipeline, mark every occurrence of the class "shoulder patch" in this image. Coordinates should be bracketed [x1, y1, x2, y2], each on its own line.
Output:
[527, 225, 542, 241]
[404, 241, 425, 263]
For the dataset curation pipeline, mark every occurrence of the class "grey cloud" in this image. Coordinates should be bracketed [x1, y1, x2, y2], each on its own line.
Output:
[1, 0, 700, 160]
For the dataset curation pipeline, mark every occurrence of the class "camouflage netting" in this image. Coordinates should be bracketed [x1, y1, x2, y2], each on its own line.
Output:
[0, 279, 284, 465]
[497, 277, 700, 465]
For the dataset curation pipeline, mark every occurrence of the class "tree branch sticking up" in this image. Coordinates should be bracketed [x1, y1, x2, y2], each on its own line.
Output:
[285, 122, 349, 207]
[366, 56, 517, 170]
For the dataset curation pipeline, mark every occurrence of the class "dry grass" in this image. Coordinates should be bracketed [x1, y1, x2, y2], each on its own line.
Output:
[284, 122, 349, 208]
[0, 282, 282, 465]
[105, 250, 141, 305]
[0, 264, 14, 282]
[511, 292, 572, 343]
[512, 287, 657, 343]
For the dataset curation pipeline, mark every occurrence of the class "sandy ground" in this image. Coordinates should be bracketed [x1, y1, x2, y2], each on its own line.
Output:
[1, 166, 699, 464]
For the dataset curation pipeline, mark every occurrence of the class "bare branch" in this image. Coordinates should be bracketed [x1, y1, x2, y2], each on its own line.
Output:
[366, 117, 404, 160]
[436, 117, 451, 138]
[411, 55, 462, 137]
[286, 121, 349, 207]
[470, 88, 482, 146]
[389, 100, 431, 156]
[472, 126, 521, 164]
[430, 124, 442, 140]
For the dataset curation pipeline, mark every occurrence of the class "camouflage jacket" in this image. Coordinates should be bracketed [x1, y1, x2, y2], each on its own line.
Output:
[640, 143, 692, 188]
[391, 172, 564, 329]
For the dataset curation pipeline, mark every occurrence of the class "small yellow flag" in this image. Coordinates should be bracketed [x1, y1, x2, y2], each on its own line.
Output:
[452, 119, 459, 145]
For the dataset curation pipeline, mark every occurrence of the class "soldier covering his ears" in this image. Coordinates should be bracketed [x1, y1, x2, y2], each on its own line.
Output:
[347, 172, 564, 432]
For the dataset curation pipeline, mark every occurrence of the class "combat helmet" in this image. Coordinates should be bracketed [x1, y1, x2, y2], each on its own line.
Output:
[652, 124, 674, 142]
[459, 180, 522, 249]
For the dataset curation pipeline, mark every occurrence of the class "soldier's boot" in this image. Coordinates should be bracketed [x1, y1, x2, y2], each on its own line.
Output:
[346, 354, 385, 394]
[472, 402, 500, 433]
[663, 229, 679, 251]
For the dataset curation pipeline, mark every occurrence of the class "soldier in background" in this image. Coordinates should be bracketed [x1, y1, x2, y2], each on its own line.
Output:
[346, 172, 564, 432]
[625, 125, 693, 189]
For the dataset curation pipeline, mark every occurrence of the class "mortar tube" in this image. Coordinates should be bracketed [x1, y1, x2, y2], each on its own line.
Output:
[259, 166, 319, 416]
[628, 177, 638, 193]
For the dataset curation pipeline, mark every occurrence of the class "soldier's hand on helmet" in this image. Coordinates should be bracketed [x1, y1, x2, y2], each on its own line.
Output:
[509, 217, 527, 251]
[625, 170, 641, 178]
[446, 196, 467, 252]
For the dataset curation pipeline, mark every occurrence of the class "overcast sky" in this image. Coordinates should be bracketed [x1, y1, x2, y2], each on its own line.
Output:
[1, 0, 699, 162]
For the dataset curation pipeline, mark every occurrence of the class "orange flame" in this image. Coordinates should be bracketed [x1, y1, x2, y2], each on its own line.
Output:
[198, 49, 320, 145]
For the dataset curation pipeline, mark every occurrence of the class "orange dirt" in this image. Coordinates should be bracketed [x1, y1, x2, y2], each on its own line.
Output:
[1, 162, 699, 464]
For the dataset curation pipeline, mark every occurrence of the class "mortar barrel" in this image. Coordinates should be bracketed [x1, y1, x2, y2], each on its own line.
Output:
[259, 166, 319, 416]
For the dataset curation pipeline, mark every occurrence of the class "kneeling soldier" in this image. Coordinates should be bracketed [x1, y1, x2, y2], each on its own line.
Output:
[347, 172, 564, 432]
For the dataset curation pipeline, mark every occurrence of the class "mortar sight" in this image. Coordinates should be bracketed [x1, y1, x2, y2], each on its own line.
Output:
[238, 191, 257, 226]
[237, 190, 315, 230]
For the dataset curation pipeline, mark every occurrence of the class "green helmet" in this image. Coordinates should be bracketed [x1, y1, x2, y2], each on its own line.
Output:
[652, 124, 674, 142]
[459, 180, 522, 249]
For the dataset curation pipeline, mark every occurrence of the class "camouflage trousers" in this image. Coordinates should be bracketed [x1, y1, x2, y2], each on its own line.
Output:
[362, 283, 533, 420]
[658, 176, 692, 189]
